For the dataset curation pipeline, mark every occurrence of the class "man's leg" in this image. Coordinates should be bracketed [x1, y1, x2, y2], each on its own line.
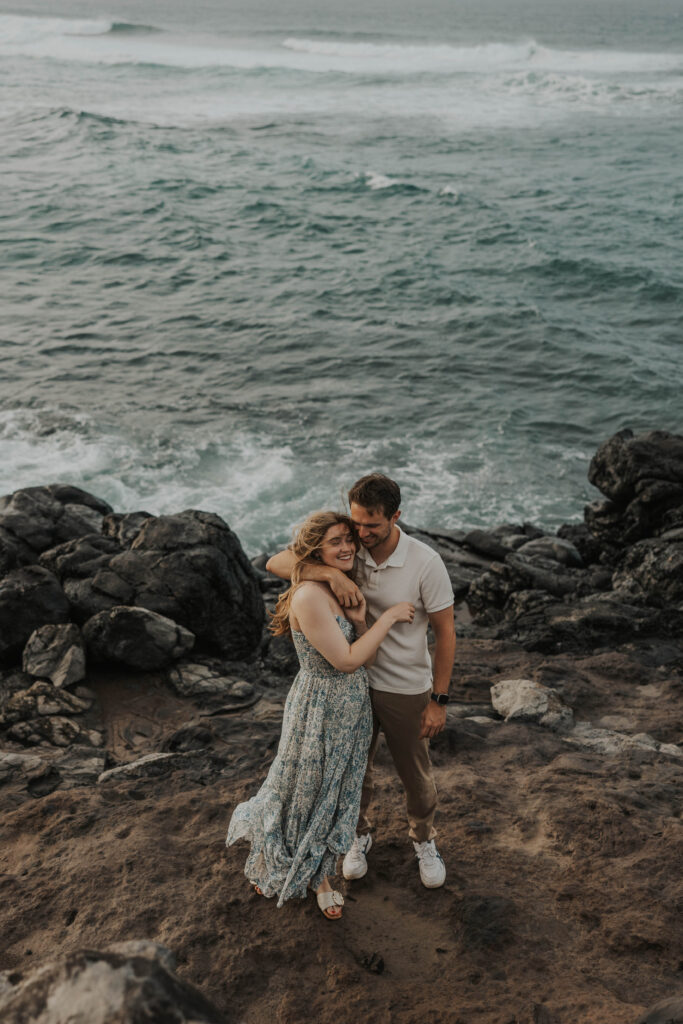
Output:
[356, 692, 382, 835]
[371, 689, 437, 842]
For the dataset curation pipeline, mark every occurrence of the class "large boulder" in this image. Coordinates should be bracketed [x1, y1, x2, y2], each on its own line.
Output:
[589, 429, 683, 504]
[0, 566, 70, 663]
[45, 510, 264, 660]
[83, 606, 195, 670]
[0, 944, 227, 1024]
[0, 485, 112, 570]
[125, 510, 265, 657]
[22, 623, 86, 688]
[586, 429, 683, 545]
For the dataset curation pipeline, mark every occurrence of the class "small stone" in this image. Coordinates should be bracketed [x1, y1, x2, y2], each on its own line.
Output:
[167, 662, 250, 698]
[490, 679, 574, 731]
[229, 680, 254, 699]
[22, 623, 86, 689]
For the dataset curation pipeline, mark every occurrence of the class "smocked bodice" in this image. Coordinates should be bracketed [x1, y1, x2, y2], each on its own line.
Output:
[291, 615, 364, 683]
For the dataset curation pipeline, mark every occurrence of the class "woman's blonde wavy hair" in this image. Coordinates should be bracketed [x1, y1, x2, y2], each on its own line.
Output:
[270, 510, 358, 638]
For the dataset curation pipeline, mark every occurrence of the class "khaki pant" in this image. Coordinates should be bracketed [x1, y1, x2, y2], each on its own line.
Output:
[357, 688, 437, 843]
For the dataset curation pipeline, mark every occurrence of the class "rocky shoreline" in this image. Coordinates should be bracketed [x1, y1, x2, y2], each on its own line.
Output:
[1, 428, 682, 1024]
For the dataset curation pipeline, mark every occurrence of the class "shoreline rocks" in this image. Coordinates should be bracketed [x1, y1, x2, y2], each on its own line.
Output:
[0, 428, 681, 775]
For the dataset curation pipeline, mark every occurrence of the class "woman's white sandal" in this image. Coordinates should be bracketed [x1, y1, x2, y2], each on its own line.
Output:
[316, 889, 344, 919]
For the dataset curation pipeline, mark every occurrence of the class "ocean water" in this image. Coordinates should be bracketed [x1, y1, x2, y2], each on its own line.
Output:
[2, 0, 682, 553]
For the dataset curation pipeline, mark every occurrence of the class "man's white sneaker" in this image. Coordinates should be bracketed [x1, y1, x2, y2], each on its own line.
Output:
[413, 840, 446, 888]
[342, 833, 372, 880]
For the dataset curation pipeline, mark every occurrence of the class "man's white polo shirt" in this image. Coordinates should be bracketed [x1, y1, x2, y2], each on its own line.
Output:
[354, 526, 453, 695]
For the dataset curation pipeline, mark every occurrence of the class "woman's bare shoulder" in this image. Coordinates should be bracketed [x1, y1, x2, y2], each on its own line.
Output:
[290, 581, 331, 611]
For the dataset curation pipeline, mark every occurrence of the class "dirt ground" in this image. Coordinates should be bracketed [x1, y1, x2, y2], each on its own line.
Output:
[1, 636, 682, 1024]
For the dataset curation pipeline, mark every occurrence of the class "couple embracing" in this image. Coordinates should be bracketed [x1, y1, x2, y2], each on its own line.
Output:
[226, 473, 456, 919]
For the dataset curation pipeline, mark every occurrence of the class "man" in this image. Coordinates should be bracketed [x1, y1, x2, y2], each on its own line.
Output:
[266, 473, 456, 888]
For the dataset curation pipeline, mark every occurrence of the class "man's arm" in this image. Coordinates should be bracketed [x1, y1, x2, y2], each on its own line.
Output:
[265, 549, 363, 607]
[420, 606, 456, 739]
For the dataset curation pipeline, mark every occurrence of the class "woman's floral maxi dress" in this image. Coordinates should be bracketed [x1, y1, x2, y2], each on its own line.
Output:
[226, 616, 372, 906]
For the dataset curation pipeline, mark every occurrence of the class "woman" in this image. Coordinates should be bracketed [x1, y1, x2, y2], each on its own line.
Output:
[226, 510, 414, 920]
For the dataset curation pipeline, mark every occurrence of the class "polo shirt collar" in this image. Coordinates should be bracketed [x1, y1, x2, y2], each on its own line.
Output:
[357, 524, 408, 569]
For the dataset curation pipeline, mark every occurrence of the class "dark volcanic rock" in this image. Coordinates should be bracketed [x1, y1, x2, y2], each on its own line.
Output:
[467, 554, 610, 626]
[262, 632, 300, 678]
[613, 540, 683, 605]
[46, 510, 264, 659]
[83, 606, 195, 670]
[463, 528, 513, 561]
[0, 485, 112, 564]
[556, 522, 604, 566]
[39, 533, 121, 582]
[466, 430, 683, 652]
[586, 429, 683, 545]
[0, 678, 92, 727]
[125, 510, 264, 658]
[22, 623, 86, 688]
[7, 714, 103, 748]
[101, 510, 154, 547]
[589, 429, 683, 504]
[505, 592, 664, 654]
[0, 566, 70, 663]
[0, 524, 36, 576]
[0, 945, 227, 1024]
[516, 536, 583, 567]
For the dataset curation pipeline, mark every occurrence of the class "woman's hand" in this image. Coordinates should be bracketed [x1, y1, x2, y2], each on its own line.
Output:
[344, 593, 368, 629]
[387, 602, 415, 625]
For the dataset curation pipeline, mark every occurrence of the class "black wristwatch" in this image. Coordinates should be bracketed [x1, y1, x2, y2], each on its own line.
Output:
[430, 692, 449, 706]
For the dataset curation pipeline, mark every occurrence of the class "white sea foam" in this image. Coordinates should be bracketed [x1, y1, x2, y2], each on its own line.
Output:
[0, 409, 588, 554]
[2, 12, 681, 131]
[2, 14, 681, 81]
[0, 409, 298, 553]
[363, 171, 402, 190]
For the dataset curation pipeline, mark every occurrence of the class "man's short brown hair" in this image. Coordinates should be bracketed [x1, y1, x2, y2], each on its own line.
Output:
[348, 473, 401, 518]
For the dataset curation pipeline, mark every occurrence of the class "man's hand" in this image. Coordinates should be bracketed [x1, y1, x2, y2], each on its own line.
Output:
[328, 572, 364, 608]
[344, 592, 368, 628]
[419, 699, 447, 740]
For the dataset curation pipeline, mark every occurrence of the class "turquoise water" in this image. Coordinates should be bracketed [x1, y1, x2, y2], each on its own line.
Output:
[2, 0, 682, 552]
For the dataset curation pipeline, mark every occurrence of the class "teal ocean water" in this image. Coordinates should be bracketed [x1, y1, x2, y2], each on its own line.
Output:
[2, 0, 682, 552]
